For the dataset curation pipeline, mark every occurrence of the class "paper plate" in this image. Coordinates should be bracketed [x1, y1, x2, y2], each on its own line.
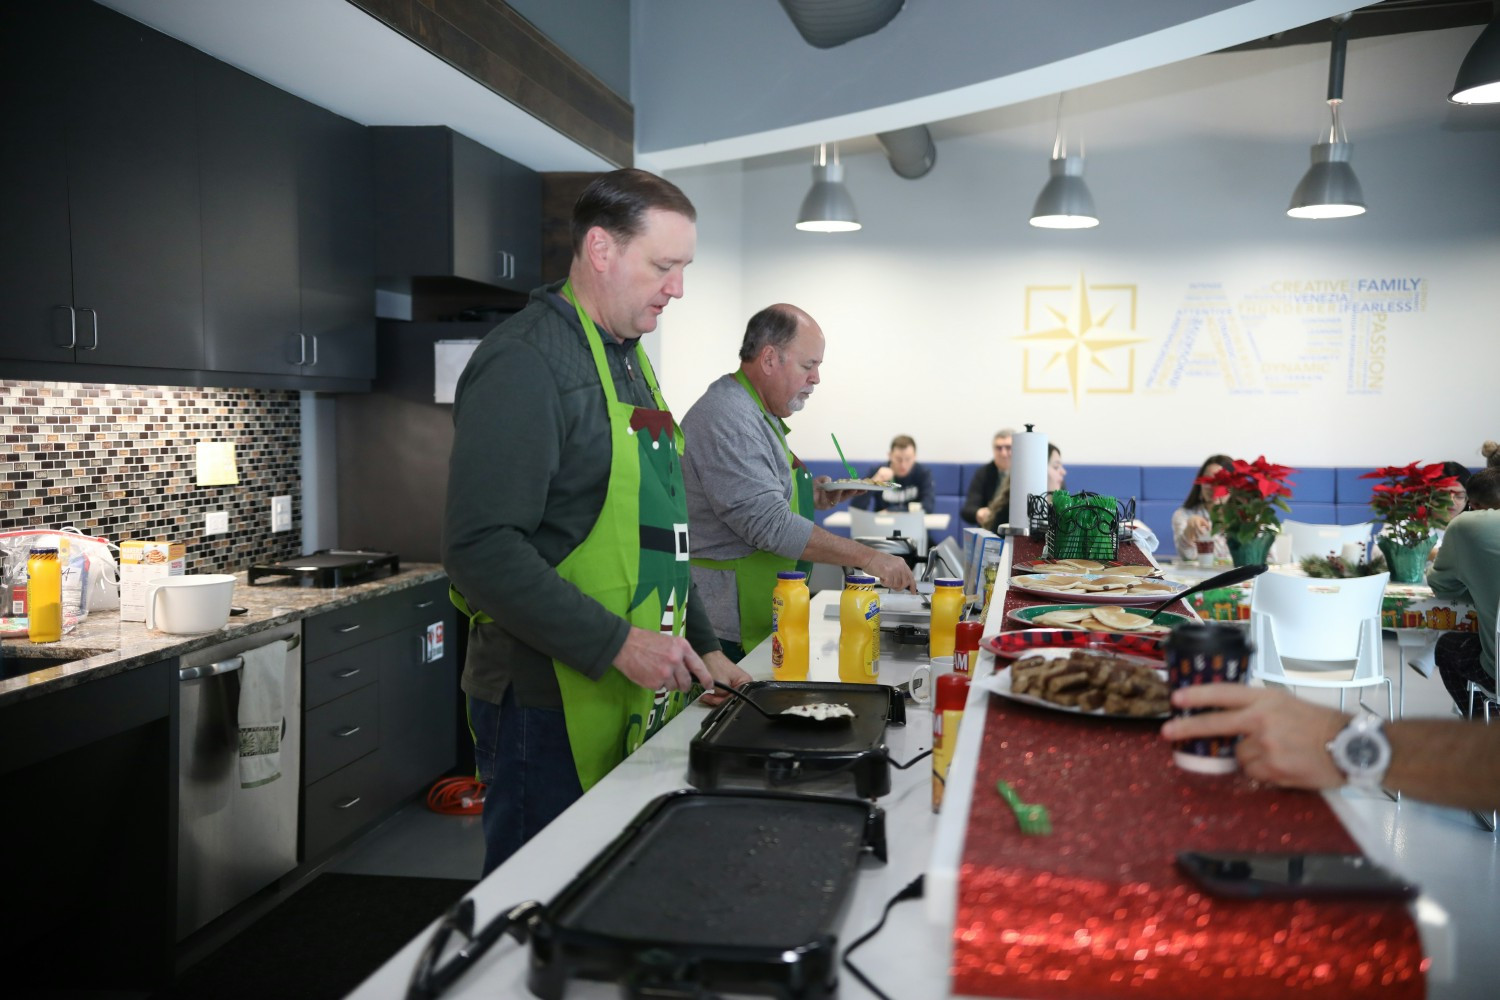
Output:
[977, 654, 1170, 720]
[1008, 572, 1189, 606]
[1006, 603, 1191, 634]
[983, 628, 1166, 660]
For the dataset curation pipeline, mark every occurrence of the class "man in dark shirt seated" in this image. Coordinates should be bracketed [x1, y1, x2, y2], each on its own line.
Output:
[852, 434, 936, 512]
[961, 428, 1015, 526]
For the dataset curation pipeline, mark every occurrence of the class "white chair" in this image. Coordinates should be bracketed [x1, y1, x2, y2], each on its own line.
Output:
[1248, 570, 1394, 719]
[848, 507, 928, 557]
[1276, 520, 1376, 564]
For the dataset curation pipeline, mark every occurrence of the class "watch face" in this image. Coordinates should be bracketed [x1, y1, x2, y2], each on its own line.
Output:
[1346, 735, 1383, 769]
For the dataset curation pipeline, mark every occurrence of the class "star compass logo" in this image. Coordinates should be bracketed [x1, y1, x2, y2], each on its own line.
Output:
[1014, 272, 1145, 408]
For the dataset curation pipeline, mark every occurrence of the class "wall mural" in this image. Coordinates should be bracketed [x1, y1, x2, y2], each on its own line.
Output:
[1014, 273, 1143, 407]
[1014, 273, 1426, 406]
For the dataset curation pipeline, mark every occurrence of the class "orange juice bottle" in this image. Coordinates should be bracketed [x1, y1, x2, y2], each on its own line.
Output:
[928, 577, 964, 658]
[770, 571, 809, 681]
[26, 546, 63, 643]
[838, 574, 880, 683]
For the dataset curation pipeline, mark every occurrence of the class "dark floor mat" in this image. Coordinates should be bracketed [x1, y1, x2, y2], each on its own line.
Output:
[155, 874, 473, 1000]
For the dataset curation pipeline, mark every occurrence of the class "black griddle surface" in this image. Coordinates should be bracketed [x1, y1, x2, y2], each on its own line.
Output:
[705, 681, 893, 751]
[555, 794, 867, 945]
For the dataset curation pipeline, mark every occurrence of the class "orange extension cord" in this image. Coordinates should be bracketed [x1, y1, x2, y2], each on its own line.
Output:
[426, 776, 487, 815]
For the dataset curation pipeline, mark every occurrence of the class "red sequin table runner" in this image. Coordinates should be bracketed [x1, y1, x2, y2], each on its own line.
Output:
[953, 698, 1426, 997]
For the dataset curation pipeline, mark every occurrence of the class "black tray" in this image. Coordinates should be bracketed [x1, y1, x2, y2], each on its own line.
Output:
[688, 681, 905, 799]
[528, 788, 886, 1000]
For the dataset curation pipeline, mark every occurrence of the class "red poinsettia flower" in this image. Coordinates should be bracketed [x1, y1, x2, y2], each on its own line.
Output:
[1361, 461, 1459, 545]
[1194, 456, 1297, 544]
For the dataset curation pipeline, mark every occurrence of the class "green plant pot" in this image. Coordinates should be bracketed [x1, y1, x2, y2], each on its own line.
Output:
[1226, 531, 1276, 567]
[1377, 535, 1437, 584]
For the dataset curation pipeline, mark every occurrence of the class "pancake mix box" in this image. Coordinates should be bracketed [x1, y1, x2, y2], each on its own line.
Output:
[120, 541, 185, 621]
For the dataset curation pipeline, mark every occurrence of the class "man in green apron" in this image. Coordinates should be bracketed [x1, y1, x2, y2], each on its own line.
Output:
[682, 304, 917, 660]
[444, 170, 749, 875]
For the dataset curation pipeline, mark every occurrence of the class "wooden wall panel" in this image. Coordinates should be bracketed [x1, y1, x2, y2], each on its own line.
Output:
[347, 0, 632, 167]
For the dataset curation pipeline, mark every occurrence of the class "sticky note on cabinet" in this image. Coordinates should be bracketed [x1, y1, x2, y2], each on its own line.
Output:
[196, 441, 239, 486]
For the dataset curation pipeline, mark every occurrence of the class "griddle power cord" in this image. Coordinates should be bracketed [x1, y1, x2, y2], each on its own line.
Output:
[426, 776, 486, 815]
[841, 874, 925, 1000]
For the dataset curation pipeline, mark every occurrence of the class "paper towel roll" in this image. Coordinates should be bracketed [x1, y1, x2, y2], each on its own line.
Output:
[1008, 430, 1049, 529]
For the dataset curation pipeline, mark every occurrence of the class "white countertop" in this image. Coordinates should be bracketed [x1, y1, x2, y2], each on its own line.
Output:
[348, 559, 1493, 999]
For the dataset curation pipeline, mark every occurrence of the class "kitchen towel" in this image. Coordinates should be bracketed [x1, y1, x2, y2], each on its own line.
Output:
[238, 639, 289, 788]
[1007, 429, 1049, 530]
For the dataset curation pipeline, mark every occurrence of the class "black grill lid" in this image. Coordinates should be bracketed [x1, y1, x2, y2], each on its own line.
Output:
[247, 549, 399, 587]
[527, 789, 885, 1000]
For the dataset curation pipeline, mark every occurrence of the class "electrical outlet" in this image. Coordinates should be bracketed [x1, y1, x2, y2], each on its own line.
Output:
[204, 511, 229, 536]
[271, 495, 292, 533]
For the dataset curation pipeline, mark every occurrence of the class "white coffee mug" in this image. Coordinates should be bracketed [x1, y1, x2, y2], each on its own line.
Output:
[908, 655, 955, 706]
[145, 574, 237, 633]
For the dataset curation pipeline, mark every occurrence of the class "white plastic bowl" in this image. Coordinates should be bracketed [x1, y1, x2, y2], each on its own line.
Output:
[145, 574, 237, 634]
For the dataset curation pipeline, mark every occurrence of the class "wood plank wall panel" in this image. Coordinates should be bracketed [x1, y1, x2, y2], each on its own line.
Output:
[347, 0, 632, 167]
[540, 172, 602, 283]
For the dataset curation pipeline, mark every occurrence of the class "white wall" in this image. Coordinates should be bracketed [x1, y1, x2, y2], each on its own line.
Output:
[657, 28, 1500, 471]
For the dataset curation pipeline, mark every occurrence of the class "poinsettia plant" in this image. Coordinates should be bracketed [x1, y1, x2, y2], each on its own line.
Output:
[1360, 462, 1461, 546]
[1195, 456, 1296, 544]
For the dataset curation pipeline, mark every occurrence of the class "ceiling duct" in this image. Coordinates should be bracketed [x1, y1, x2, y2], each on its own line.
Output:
[875, 125, 936, 178]
[778, 0, 906, 49]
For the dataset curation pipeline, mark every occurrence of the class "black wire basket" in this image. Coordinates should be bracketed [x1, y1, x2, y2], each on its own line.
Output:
[1028, 491, 1137, 561]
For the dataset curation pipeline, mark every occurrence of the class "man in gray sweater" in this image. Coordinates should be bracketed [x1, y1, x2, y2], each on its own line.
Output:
[683, 304, 917, 659]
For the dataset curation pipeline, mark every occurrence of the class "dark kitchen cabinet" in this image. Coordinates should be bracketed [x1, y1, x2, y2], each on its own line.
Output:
[374, 126, 542, 294]
[297, 100, 376, 380]
[199, 58, 303, 375]
[198, 61, 375, 380]
[0, 0, 205, 370]
[300, 579, 456, 862]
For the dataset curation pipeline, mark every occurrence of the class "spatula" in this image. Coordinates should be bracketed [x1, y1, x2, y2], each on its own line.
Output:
[712, 681, 854, 724]
[830, 433, 859, 480]
[1143, 563, 1268, 621]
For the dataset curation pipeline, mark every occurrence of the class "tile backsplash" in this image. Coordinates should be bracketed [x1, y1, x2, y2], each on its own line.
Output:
[1, 380, 303, 573]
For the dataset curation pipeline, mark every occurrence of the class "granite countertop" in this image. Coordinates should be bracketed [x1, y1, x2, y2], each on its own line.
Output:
[0, 564, 447, 706]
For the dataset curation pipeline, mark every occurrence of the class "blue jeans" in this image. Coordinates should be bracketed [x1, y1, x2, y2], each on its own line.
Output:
[468, 690, 583, 876]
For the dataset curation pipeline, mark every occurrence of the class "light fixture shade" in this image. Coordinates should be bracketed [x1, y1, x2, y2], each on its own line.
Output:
[796, 161, 861, 232]
[1029, 155, 1099, 229]
[1450, 19, 1500, 104]
[1287, 141, 1366, 219]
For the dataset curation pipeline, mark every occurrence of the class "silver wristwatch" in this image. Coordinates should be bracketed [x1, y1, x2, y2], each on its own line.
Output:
[1326, 714, 1392, 790]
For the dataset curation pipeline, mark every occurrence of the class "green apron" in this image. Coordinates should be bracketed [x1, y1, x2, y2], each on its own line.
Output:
[690, 370, 814, 651]
[450, 282, 693, 790]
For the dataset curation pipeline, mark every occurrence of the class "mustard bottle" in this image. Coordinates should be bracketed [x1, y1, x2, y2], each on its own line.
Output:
[27, 546, 63, 643]
[928, 577, 964, 658]
[838, 574, 880, 683]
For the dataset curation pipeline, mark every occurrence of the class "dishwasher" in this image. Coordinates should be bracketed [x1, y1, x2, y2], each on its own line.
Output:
[176, 624, 302, 940]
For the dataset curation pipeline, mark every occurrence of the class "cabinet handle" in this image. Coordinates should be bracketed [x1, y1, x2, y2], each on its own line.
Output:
[414, 600, 435, 609]
[334, 667, 362, 679]
[334, 796, 362, 810]
[334, 725, 362, 738]
[295, 332, 308, 366]
[79, 308, 99, 350]
[56, 305, 77, 349]
[309, 333, 318, 366]
[335, 624, 361, 634]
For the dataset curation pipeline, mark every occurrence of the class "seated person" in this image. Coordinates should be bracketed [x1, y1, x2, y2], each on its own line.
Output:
[960, 428, 1014, 526]
[1485, 440, 1500, 469]
[979, 444, 1065, 531]
[1171, 454, 1233, 563]
[980, 445, 1158, 552]
[852, 434, 936, 513]
[1427, 467, 1500, 712]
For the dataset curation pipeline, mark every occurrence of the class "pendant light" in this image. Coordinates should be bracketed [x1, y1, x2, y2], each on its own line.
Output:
[1029, 94, 1098, 230]
[795, 143, 861, 232]
[1287, 17, 1366, 220]
[1449, 17, 1500, 104]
